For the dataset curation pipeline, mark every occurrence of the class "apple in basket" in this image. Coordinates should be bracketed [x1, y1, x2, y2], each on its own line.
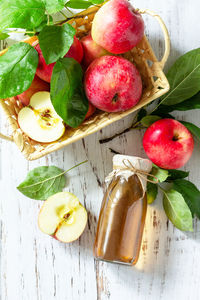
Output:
[91, 0, 144, 54]
[84, 55, 142, 112]
[38, 192, 87, 243]
[81, 33, 108, 69]
[35, 36, 83, 83]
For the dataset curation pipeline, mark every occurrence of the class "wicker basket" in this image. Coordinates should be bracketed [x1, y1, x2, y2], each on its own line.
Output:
[0, 6, 170, 160]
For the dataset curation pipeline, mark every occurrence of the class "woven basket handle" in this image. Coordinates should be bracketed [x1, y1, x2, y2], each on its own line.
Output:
[0, 132, 13, 142]
[139, 9, 170, 69]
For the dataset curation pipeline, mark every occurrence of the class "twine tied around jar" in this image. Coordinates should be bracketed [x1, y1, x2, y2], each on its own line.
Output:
[113, 159, 159, 184]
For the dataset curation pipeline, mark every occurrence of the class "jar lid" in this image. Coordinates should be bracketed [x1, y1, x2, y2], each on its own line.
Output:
[113, 154, 152, 173]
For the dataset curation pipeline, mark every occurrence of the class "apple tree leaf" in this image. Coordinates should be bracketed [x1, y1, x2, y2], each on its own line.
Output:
[173, 179, 200, 219]
[43, 0, 65, 14]
[38, 23, 75, 64]
[0, 32, 9, 40]
[0, 43, 38, 98]
[66, 1, 93, 9]
[140, 115, 161, 127]
[17, 166, 66, 200]
[166, 169, 189, 182]
[180, 121, 200, 142]
[0, 0, 47, 31]
[163, 189, 193, 232]
[151, 165, 169, 183]
[161, 48, 200, 106]
[51, 57, 88, 128]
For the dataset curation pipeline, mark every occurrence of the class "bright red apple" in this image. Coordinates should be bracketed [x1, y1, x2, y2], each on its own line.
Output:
[84, 55, 142, 112]
[143, 119, 194, 169]
[81, 33, 108, 68]
[17, 75, 49, 106]
[91, 0, 144, 54]
[35, 36, 83, 83]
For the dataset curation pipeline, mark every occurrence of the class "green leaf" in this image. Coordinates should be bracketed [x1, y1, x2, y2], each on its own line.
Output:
[161, 48, 200, 106]
[147, 182, 158, 204]
[0, 0, 47, 31]
[91, 0, 104, 4]
[166, 169, 189, 182]
[163, 189, 193, 232]
[136, 108, 147, 122]
[180, 121, 200, 142]
[0, 43, 38, 98]
[43, 0, 65, 14]
[140, 115, 161, 127]
[155, 92, 200, 114]
[17, 166, 66, 200]
[151, 165, 169, 183]
[50, 57, 89, 128]
[0, 32, 9, 40]
[66, 0, 92, 9]
[38, 23, 75, 64]
[173, 179, 200, 219]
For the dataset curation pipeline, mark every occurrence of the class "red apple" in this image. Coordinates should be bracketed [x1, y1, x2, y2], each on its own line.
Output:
[84, 55, 142, 112]
[17, 75, 49, 106]
[91, 0, 144, 54]
[143, 119, 194, 169]
[35, 36, 83, 83]
[81, 33, 108, 68]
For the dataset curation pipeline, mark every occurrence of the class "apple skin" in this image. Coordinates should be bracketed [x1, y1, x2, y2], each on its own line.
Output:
[17, 75, 50, 106]
[91, 0, 144, 54]
[143, 119, 194, 169]
[84, 55, 142, 112]
[35, 36, 83, 83]
[81, 33, 108, 68]
[84, 103, 96, 120]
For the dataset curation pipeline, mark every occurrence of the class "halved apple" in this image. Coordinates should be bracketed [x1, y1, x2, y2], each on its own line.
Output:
[38, 192, 88, 243]
[18, 91, 65, 143]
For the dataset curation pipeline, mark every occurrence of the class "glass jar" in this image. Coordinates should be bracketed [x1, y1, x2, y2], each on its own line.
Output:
[93, 155, 152, 265]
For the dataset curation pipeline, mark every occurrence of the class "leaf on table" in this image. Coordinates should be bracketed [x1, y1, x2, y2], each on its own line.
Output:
[147, 182, 158, 204]
[66, 1, 93, 9]
[140, 115, 161, 127]
[161, 48, 200, 106]
[151, 165, 169, 183]
[166, 169, 189, 182]
[0, 43, 38, 98]
[17, 166, 66, 200]
[163, 189, 193, 232]
[180, 121, 200, 142]
[173, 179, 200, 219]
[50, 57, 89, 128]
[136, 108, 147, 122]
[0, 0, 47, 31]
[43, 0, 65, 14]
[38, 23, 75, 65]
[90, 0, 104, 4]
[0, 32, 9, 40]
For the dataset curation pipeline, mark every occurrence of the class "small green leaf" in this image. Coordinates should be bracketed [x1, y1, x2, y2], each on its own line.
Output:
[43, 0, 65, 14]
[173, 179, 200, 219]
[38, 23, 75, 64]
[166, 169, 189, 182]
[147, 182, 158, 204]
[0, 32, 9, 40]
[151, 165, 169, 183]
[140, 115, 161, 127]
[180, 121, 200, 142]
[50, 57, 89, 128]
[163, 189, 193, 232]
[161, 48, 200, 106]
[0, 0, 47, 31]
[91, 0, 104, 3]
[17, 166, 66, 200]
[0, 43, 38, 98]
[66, 0, 92, 9]
[136, 108, 147, 122]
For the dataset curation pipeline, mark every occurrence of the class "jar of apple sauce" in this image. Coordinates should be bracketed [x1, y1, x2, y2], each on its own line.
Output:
[93, 155, 152, 265]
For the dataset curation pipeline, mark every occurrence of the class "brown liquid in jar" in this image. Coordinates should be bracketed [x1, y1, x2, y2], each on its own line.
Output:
[93, 174, 147, 265]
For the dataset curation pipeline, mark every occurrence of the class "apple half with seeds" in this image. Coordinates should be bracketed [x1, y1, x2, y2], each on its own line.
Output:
[38, 192, 88, 243]
[18, 91, 65, 143]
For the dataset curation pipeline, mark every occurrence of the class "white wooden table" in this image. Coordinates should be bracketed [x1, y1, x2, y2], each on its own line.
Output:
[1, 1, 200, 299]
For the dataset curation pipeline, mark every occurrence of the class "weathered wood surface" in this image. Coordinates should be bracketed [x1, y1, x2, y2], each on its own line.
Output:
[1, 0, 200, 299]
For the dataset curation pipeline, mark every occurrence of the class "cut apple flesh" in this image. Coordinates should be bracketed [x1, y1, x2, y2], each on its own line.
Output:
[18, 91, 65, 143]
[38, 192, 88, 243]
